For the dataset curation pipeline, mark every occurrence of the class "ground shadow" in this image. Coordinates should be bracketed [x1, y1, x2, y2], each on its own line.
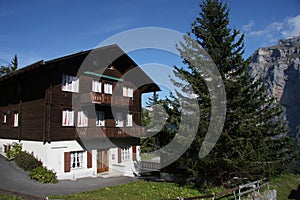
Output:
[288, 184, 300, 199]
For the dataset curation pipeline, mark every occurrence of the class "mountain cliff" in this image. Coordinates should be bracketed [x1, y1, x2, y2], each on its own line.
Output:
[249, 35, 300, 138]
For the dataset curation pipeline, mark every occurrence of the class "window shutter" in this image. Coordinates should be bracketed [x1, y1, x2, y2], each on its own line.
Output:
[118, 148, 122, 163]
[64, 152, 71, 172]
[87, 150, 92, 168]
[132, 146, 137, 161]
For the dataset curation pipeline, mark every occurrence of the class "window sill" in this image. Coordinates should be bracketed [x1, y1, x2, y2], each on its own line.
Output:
[71, 167, 85, 171]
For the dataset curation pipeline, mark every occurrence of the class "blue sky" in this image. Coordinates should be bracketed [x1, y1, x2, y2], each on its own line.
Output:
[1, 0, 300, 68]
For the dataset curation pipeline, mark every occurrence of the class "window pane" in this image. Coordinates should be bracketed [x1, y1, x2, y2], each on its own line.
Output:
[126, 114, 132, 126]
[62, 110, 74, 126]
[92, 80, 101, 93]
[62, 74, 79, 92]
[78, 111, 88, 127]
[13, 113, 18, 127]
[116, 112, 123, 127]
[96, 111, 105, 126]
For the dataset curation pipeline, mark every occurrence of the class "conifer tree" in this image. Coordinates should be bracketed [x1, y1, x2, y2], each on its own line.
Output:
[171, 0, 292, 186]
[0, 54, 18, 77]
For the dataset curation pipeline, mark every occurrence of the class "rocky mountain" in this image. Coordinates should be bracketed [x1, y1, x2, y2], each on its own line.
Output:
[249, 35, 300, 138]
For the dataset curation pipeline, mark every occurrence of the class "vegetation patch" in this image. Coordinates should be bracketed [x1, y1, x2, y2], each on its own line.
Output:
[29, 166, 57, 184]
[14, 151, 43, 171]
[49, 174, 299, 200]
[5, 143, 58, 184]
[6, 143, 22, 161]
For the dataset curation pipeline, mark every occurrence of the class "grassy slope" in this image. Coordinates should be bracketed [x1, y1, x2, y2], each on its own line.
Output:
[1, 174, 299, 200]
[268, 174, 299, 200]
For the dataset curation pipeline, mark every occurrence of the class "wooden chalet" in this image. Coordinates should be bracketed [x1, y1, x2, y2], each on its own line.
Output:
[0, 44, 159, 179]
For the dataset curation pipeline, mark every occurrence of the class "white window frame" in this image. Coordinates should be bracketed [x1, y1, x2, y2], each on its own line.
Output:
[62, 74, 79, 93]
[123, 86, 133, 97]
[62, 110, 74, 126]
[104, 82, 113, 94]
[70, 151, 84, 169]
[77, 111, 88, 127]
[92, 80, 102, 93]
[3, 114, 7, 124]
[115, 112, 123, 127]
[126, 113, 133, 127]
[13, 112, 18, 127]
[121, 147, 130, 161]
[96, 111, 105, 126]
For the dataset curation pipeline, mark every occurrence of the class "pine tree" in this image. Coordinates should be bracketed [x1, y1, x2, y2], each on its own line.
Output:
[0, 54, 18, 77]
[172, 0, 292, 186]
[141, 92, 168, 153]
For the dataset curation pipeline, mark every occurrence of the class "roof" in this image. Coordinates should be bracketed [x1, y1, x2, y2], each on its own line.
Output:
[0, 44, 160, 93]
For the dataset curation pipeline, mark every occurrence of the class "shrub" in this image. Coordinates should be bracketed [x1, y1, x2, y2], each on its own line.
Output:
[14, 151, 42, 171]
[29, 166, 57, 184]
[6, 142, 22, 161]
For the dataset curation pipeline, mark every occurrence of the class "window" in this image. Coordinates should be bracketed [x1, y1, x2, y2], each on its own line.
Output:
[92, 80, 101, 93]
[111, 154, 115, 160]
[13, 112, 18, 127]
[126, 114, 133, 127]
[62, 110, 74, 126]
[62, 74, 79, 92]
[104, 82, 113, 94]
[3, 114, 7, 124]
[123, 87, 133, 97]
[96, 111, 105, 126]
[70, 151, 84, 169]
[115, 112, 123, 127]
[77, 111, 88, 127]
[121, 147, 130, 161]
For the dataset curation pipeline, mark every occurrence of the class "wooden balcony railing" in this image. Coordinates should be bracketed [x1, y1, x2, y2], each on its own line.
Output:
[103, 126, 145, 138]
[80, 92, 133, 106]
[77, 126, 145, 138]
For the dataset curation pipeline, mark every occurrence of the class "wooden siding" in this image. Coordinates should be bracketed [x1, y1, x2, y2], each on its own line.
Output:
[0, 45, 158, 143]
[0, 99, 44, 141]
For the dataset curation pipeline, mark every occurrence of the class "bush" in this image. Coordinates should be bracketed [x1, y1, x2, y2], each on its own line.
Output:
[14, 151, 42, 171]
[6, 142, 22, 161]
[29, 166, 57, 184]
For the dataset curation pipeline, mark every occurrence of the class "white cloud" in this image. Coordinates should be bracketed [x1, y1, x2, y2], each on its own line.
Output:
[246, 15, 300, 40]
[241, 20, 255, 32]
[281, 15, 300, 37]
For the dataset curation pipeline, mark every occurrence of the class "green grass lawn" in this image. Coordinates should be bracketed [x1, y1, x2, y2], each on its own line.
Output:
[50, 181, 204, 200]
[1, 174, 299, 200]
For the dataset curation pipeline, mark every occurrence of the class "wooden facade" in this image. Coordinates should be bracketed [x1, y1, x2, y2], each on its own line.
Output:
[0, 44, 159, 144]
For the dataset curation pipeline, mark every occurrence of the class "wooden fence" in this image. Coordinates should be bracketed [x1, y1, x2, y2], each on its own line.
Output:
[169, 179, 269, 200]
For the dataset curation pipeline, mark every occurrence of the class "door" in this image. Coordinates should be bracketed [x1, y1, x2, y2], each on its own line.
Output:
[97, 149, 109, 173]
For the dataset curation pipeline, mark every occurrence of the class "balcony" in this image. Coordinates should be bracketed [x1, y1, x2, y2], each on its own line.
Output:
[77, 126, 145, 138]
[80, 92, 133, 106]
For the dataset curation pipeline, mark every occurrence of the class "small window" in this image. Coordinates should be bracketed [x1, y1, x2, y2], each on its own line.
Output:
[104, 82, 113, 94]
[126, 114, 133, 127]
[13, 112, 18, 127]
[96, 111, 105, 126]
[123, 87, 133, 97]
[77, 111, 88, 127]
[62, 110, 74, 126]
[70, 151, 84, 169]
[121, 147, 130, 161]
[62, 74, 79, 92]
[3, 114, 7, 124]
[115, 112, 123, 127]
[111, 153, 115, 160]
[92, 80, 101, 93]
